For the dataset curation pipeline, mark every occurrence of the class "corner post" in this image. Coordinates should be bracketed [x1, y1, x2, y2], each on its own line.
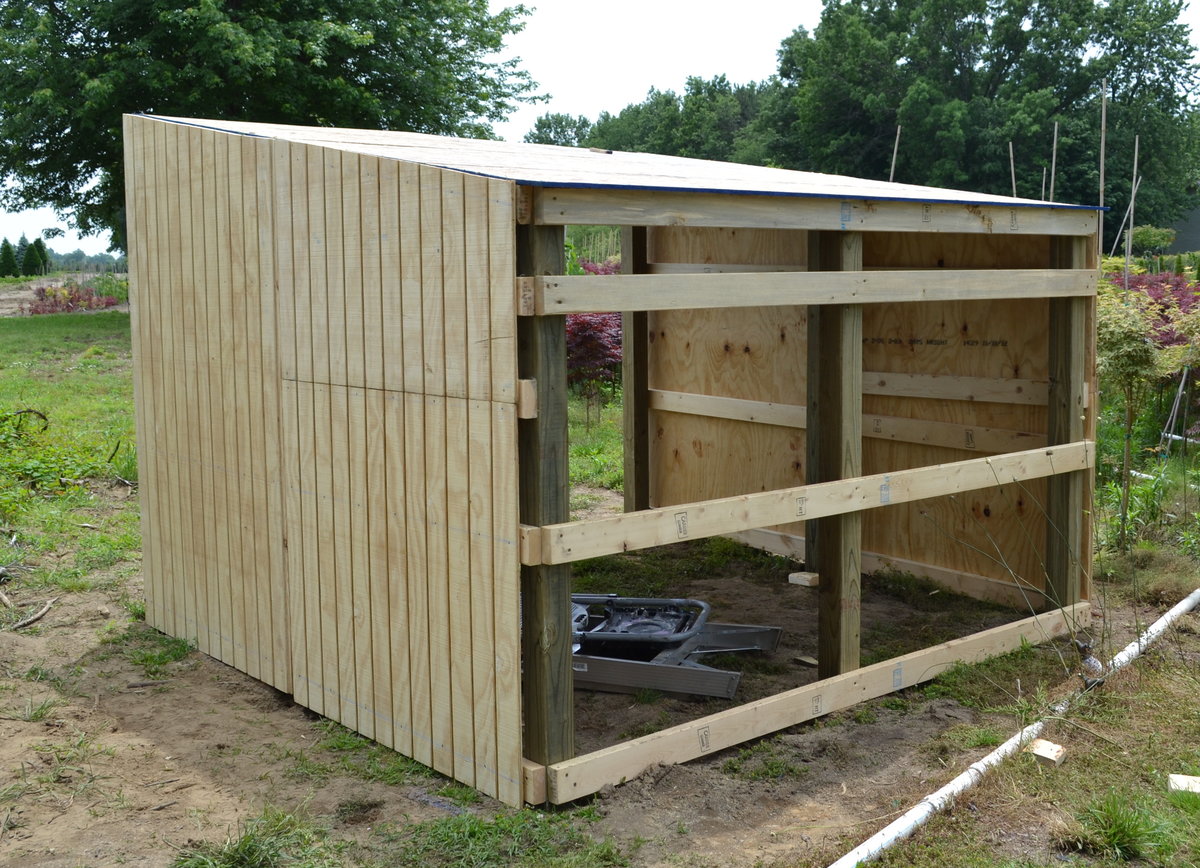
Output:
[517, 224, 574, 766]
[1046, 235, 1089, 608]
[621, 227, 650, 512]
[806, 231, 864, 679]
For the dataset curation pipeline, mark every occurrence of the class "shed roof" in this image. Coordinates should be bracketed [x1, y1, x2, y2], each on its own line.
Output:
[150, 115, 1099, 211]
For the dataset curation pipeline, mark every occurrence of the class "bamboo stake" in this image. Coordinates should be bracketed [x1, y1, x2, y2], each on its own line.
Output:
[1009, 142, 1017, 197]
[1098, 78, 1107, 251]
[1125, 135, 1139, 292]
[1049, 121, 1059, 202]
[889, 125, 902, 182]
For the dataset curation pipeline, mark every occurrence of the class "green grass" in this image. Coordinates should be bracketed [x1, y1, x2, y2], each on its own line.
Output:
[172, 806, 346, 868]
[315, 720, 435, 786]
[721, 736, 805, 781]
[100, 623, 193, 678]
[370, 809, 628, 868]
[568, 393, 623, 491]
[0, 311, 139, 583]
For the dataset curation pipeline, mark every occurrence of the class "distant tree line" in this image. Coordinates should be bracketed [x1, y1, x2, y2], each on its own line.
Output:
[0, 232, 127, 277]
[526, 0, 1199, 250]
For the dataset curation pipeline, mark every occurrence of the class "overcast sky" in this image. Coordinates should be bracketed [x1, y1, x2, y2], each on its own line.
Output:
[1, 0, 1196, 255]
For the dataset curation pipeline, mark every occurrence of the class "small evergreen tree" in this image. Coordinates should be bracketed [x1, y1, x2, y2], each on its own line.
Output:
[19, 242, 40, 275]
[13, 234, 28, 271]
[31, 238, 50, 273]
[0, 239, 16, 277]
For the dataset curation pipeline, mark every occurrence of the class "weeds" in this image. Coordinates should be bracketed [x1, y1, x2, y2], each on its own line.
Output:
[315, 720, 434, 785]
[721, 737, 805, 781]
[172, 806, 345, 868]
[372, 809, 628, 868]
[1057, 790, 1173, 861]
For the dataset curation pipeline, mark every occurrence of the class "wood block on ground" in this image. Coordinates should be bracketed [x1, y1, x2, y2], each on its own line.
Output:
[788, 571, 819, 587]
[1027, 738, 1066, 767]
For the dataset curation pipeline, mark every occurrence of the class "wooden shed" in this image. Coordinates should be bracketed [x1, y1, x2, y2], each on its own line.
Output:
[123, 114, 1097, 807]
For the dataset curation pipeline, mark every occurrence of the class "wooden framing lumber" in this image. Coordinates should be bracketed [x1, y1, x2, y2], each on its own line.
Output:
[529, 187, 1099, 236]
[1046, 237, 1090, 608]
[621, 227, 651, 513]
[516, 225, 574, 766]
[647, 389, 1046, 452]
[529, 442, 1093, 565]
[807, 231, 864, 677]
[520, 269, 1096, 315]
[862, 372, 1050, 406]
[543, 602, 1089, 803]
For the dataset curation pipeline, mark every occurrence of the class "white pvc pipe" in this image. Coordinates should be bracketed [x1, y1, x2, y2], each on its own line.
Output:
[827, 588, 1200, 868]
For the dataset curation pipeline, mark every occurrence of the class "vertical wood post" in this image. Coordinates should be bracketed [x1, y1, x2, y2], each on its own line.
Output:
[621, 227, 650, 513]
[806, 231, 864, 679]
[1046, 235, 1089, 608]
[517, 225, 574, 767]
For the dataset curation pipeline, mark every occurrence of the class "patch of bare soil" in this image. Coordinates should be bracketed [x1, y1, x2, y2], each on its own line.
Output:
[0, 278, 41, 316]
[0, 507, 1167, 867]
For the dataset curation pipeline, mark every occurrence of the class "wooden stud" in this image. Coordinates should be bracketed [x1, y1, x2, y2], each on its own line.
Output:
[517, 224, 574, 767]
[807, 231, 864, 678]
[622, 227, 651, 512]
[544, 603, 1088, 803]
[520, 269, 1095, 315]
[1046, 236, 1089, 609]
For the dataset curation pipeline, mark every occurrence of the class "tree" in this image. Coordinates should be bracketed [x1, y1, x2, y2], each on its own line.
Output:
[0, 1, 540, 251]
[525, 113, 592, 147]
[20, 242, 41, 276]
[0, 239, 16, 277]
[31, 238, 50, 273]
[764, 0, 1199, 247]
[585, 76, 774, 164]
[13, 235, 28, 274]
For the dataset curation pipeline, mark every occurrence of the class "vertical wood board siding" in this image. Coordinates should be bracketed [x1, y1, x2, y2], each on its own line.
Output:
[126, 118, 289, 689]
[128, 121, 524, 804]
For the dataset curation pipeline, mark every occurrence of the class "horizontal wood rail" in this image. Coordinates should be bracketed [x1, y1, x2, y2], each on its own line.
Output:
[862, 371, 1049, 405]
[528, 187, 1099, 237]
[526, 441, 1092, 565]
[540, 602, 1089, 803]
[648, 389, 1046, 453]
[517, 269, 1096, 315]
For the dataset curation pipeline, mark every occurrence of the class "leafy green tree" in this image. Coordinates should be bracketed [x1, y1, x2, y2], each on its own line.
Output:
[525, 113, 593, 147]
[764, 0, 1198, 247]
[585, 76, 773, 164]
[0, 239, 16, 277]
[1130, 225, 1177, 255]
[0, 0, 539, 250]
